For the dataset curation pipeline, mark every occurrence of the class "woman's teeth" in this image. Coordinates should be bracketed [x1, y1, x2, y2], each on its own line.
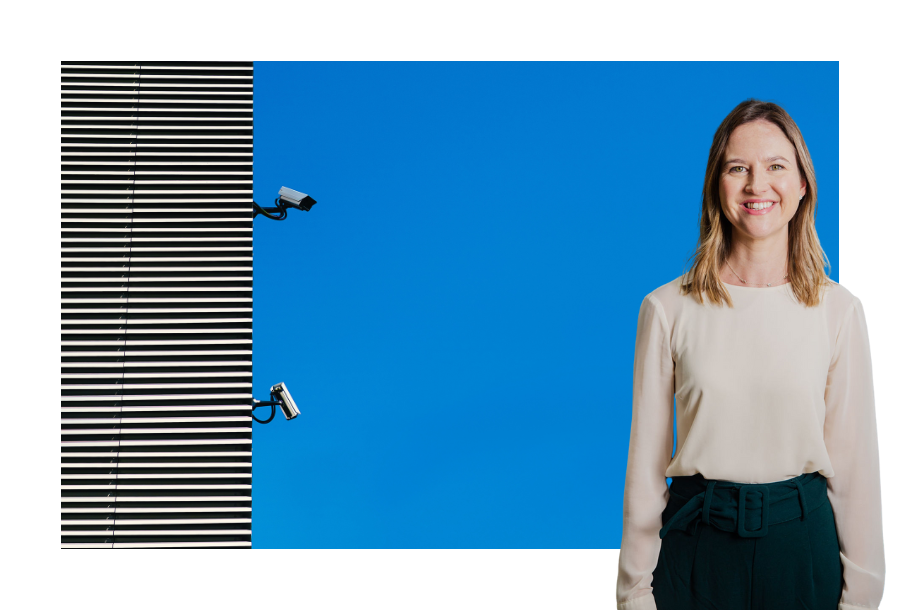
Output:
[744, 201, 774, 209]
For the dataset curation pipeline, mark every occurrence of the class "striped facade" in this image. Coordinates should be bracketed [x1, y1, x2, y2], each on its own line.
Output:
[61, 62, 254, 548]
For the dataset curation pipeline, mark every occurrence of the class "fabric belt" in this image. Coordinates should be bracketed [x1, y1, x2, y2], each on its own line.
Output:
[659, 471, 827, 540]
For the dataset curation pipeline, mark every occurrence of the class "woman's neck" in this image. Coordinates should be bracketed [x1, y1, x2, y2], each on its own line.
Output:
[722, 239, 790, 286]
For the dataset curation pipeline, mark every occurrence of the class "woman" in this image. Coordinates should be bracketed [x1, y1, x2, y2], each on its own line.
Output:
[615, 100, 885, 610]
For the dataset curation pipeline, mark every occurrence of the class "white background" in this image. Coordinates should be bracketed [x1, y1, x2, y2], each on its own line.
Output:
[2, 1, 896, 608]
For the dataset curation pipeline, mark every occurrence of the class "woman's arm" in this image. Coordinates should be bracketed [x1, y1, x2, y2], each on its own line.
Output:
[823, 296, 886, 610]
[616, 294, 675, 610]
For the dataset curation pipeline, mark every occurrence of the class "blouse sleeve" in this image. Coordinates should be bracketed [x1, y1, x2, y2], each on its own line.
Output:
[823, 297, 886, 610]
[616, 295, 675, 610]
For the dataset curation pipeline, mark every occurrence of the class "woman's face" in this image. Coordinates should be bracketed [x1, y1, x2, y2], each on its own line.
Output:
[718, 119, 807, 243]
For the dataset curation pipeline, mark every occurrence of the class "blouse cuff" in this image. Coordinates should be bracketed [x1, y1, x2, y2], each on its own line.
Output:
[617, 591, 657, 610]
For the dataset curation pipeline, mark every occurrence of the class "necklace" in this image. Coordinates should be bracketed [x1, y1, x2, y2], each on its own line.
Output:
[724, 257, 789, 287]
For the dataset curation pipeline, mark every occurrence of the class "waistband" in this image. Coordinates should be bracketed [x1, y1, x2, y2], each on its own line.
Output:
[659, 471, 827, 540]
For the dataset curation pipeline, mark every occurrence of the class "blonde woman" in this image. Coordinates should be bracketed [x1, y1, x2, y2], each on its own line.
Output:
[615, 100, 885, 610]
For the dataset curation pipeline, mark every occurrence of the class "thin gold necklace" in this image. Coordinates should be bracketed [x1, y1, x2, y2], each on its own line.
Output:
[724, 258, 789, 287]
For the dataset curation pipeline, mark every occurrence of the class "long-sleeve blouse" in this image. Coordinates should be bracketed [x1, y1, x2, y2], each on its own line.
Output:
[616, 275, 885, 610]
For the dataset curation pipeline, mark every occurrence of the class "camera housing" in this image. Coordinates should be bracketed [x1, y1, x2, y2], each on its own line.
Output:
[270, 382, 300, 420]
[278, 186, 317, 211]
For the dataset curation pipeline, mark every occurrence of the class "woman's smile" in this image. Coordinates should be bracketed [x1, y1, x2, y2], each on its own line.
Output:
[742, 199, 778, 215]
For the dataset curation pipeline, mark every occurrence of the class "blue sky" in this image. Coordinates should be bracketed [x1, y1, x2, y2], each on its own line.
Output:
[249, 62, 838, 548]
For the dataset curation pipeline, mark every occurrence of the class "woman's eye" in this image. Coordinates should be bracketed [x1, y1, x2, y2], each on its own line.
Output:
[770, 164, 784, 170]
[730, 167, 746, 173]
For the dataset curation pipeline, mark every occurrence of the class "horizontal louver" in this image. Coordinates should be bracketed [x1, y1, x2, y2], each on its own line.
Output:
[62, 61, 253, 549]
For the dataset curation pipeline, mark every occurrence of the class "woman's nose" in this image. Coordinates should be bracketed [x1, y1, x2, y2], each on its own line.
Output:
[744, 169, 769, 193]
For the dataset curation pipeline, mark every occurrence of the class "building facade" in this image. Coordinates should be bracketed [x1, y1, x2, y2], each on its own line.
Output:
[62, 62, 254, 548]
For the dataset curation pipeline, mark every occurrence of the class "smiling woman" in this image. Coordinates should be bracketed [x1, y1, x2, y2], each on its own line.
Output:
[615, 100, 885, 610]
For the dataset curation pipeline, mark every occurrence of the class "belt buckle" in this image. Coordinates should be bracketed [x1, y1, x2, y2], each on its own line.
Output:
[736, 484, 769, 538]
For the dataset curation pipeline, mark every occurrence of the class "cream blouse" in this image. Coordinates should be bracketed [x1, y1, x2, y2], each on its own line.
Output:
[616, 275, 885, 610]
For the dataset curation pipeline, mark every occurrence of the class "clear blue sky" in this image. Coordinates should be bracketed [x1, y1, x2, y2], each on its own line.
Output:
[249, 62, 838, 548]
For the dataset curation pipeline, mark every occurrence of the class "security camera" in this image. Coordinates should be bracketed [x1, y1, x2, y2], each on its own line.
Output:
[253, 186, 318, 220]
[278, 186, 317, 212]
[270, 382, 300, 420]
[251, 382, 301, 423]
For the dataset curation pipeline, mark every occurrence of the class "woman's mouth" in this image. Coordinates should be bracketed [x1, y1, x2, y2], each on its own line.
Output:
[742, 201, 778, 215]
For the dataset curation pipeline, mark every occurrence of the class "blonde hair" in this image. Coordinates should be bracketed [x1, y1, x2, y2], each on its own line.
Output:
[680, 99, 832, 307]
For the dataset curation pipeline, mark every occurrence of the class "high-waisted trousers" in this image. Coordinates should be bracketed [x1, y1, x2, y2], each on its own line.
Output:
[651, 471, 843, 610]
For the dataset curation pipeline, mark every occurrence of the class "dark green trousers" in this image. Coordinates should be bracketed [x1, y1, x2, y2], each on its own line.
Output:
[651, 471, 843, 610]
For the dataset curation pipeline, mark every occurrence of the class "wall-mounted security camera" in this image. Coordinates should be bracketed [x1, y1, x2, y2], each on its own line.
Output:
[253, 186, 318, 220]
[277, 186, 317, 212]
[270, 382, 300, 420]
[251, 382, 301, 424]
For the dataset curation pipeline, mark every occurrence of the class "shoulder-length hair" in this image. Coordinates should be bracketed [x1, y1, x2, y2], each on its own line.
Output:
[680, 99, 832, 307]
